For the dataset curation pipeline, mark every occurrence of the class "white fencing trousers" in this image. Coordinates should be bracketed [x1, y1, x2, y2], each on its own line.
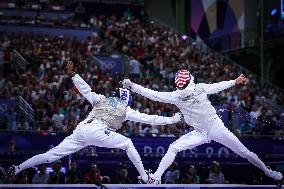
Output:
[154, 117, 272, 179]
[209, 117, 272, 176]
[154, 130, 210, 178]
[16, 119, 147, 179]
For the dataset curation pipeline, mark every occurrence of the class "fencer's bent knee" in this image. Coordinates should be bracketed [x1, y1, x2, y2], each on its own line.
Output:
[123, 138, 134, 151]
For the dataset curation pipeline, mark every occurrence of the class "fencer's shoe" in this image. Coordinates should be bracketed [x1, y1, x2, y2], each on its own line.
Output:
[267, 170, 283, 181]
[137, 176, 147, 184]
[145, 169, 155, 184]
[148, 173, 161, 185]
[5, 165, 16, 183]
[266, 166, 283, 181]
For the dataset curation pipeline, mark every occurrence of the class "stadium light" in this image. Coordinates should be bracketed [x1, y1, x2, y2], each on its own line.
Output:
[270, 8, 278, 16]
[181, 35, 188, 40]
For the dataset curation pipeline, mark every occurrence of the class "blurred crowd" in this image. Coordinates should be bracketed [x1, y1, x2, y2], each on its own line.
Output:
[0, 159, 259, 184]
[0, 160, 107, 185]
[0, 9, 284, 140]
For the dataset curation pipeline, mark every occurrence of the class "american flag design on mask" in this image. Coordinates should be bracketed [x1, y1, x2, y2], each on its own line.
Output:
[175, 69, 191, 89]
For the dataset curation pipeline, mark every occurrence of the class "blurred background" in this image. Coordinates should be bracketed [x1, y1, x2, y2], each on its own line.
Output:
[0, 0, 284, 185]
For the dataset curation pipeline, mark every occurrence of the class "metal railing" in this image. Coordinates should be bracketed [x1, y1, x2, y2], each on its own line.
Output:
[18, 96, 35, 125]
[10, 49, 27, 71]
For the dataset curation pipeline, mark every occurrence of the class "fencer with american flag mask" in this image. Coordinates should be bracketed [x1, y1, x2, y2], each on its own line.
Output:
[5, 62, 182, 184]
[122, 70, 283, 186]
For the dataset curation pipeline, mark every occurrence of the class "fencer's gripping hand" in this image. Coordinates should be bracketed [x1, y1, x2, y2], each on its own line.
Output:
[122, 79, 133, 89]
[235, 74, 247, 85]
[171, 112, 183, 123]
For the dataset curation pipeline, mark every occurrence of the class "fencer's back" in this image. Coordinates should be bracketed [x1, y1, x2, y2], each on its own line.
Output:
[87, 97, 127, 130]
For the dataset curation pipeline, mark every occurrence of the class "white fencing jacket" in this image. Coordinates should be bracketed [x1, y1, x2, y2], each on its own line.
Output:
[130, 80, 236, 131]
[72, 74, 179, 130]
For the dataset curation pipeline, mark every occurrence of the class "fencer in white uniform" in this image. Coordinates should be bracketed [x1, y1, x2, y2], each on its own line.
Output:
[5, 66, 181, 183]
[123, 70, 283, 184]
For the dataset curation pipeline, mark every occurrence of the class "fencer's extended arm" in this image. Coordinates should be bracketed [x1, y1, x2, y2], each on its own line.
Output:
[131, 83, 176, 104]
[203, 80, 236, 94]
[125, 107, 181, 125]
[72, 74, 104, 105]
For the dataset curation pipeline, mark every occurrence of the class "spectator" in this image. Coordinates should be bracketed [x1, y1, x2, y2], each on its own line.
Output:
[132, 125, 141, 137]
[59, 102, 69, 119]
[32, 164, 49, 184]
[233, 128, 242, 138]
[84, 163, 101, 185]
[208, 161, 225, 184]
[276, 113, 284, 129]
[75, 2, 86, 15]
[66, 161, 83, 184]
[250, 104, 262, 127]
[48, 160, 65, 184]
[139, 8, 149, 22]
[5, 107, 17, 131]
[174, 128, 182, 138]
[17, 173, 28, 184]
[240, 119, 252, 135]
[129, 56, 142, 79]
[164, 162, 180, 184]
[160, 126, 175, 137]
[181, 165, 200, 184]
[51, 109, 65, 131]
[145, 127, 153, 137]
[113, 169, 133, 184]
[101, 176, 111, 184]
[86, 146, 98, 157]
[7, 140, 16, 155]
[123, 8, 133, 20]
[274, 113, 284, 140]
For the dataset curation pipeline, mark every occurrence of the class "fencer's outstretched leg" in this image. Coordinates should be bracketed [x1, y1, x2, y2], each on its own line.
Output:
[91, 131, 148, 181]
[5, 134, 85, 183]
[150, 144, 177, 183]
[210, 118, 283, 181]
[15, 134, 85, 174]
[124, 140, 148, 181]
[152, 131, 209, 183]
